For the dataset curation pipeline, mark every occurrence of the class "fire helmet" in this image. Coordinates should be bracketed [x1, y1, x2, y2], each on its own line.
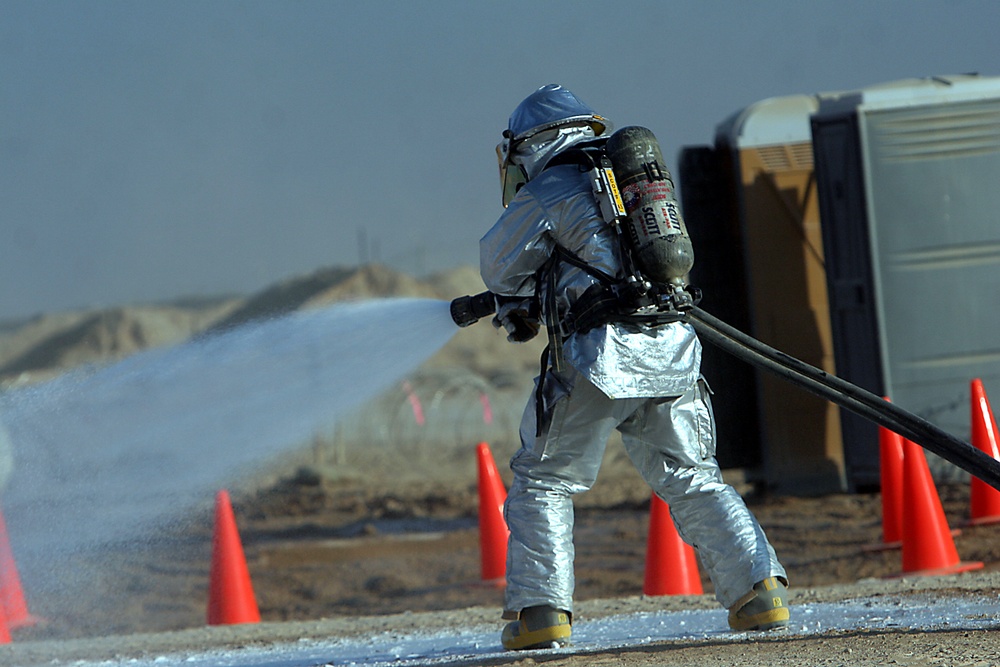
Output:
[497, 84, 611, 207]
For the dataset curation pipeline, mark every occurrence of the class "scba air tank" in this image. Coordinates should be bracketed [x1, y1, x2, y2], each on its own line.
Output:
[605, 126, 694, 286]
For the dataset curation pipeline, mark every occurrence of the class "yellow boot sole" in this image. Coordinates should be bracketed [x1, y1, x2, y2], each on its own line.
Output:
[728, 605, 791, 631]
[501, 611, 572, 650]
[728, 577, 791, 631]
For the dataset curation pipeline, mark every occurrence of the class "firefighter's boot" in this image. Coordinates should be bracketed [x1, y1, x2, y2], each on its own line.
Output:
[501, 605, 572, 650]
[727, 577, 790, 631]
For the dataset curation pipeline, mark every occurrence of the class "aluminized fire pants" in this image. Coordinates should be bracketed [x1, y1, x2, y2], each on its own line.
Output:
[502, 366, 786, 617]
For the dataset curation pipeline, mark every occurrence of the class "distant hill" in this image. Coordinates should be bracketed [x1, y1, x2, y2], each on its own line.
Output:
[0, 264, 545, 389]
[0, 301, 239, 384]
[204, 264, 439, 333]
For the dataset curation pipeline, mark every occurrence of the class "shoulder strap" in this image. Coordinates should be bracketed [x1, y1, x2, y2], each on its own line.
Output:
[552, 245, 617, 286]
[541, 138, 608, 173]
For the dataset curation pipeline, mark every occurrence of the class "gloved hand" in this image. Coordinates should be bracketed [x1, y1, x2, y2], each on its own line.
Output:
[492, 297, 541, 343]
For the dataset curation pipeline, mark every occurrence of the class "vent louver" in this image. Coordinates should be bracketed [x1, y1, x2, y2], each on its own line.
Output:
[870, 98, 1000, 161]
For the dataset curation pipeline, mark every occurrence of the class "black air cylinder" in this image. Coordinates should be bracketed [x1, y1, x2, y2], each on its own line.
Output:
[606, 126, 694, 286]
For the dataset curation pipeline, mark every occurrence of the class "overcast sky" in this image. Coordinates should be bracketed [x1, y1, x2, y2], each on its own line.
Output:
[2, 1, 998, 320]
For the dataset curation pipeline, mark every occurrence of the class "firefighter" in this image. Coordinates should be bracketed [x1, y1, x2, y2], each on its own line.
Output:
[481, 84, 789, 650]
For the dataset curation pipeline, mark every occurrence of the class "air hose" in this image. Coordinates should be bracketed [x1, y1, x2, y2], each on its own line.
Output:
[449, 291, 1000, 491]
[685, 306, 1000, 491]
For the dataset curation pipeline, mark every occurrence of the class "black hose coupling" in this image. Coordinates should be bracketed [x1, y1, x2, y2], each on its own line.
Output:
[450, 291, 497, 327]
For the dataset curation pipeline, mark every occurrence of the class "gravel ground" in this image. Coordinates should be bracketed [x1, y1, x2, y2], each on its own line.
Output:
[3, 471, 1000, 666]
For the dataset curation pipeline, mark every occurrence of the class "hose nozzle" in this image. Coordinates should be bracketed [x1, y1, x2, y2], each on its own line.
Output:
[450, 291, 497, 327]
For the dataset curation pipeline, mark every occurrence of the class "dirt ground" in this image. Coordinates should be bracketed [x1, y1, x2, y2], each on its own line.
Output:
[242, 474, 1000, 622]
[4, 268, 998, 664]
[5, 463, 1000, 665]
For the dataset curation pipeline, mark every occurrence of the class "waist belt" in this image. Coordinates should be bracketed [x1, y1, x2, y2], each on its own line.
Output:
[563, 283, 686, 335]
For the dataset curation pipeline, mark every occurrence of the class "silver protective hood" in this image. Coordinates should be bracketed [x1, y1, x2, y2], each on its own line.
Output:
[498, 84, 611, 207]
[507, 84, 609, 143]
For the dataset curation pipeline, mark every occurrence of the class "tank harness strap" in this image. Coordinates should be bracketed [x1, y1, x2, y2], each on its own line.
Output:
[532, 242, 619, 438]
[537, 245, 617, 373]
[534, 344, 550, 438]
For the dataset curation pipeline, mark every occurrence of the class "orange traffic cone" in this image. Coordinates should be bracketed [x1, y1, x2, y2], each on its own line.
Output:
[898, 439, 983, 577]
[0, 507, 39, 629]
[0, 602, 10, 645]
[476, 442, 509, 585]
[969, 378, 1000, 525]
[876, 422, 905, 549]
[207, 490, 261, 625]
[643, 493, 703, 596]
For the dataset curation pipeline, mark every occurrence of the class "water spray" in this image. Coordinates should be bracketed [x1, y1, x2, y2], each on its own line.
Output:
[0, 297, 458, 613]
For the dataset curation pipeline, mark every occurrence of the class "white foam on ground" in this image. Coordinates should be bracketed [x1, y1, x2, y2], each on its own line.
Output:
[59, 594, 1000, 667]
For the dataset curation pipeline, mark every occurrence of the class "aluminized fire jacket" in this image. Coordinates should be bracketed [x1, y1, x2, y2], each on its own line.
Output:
[480, 160, 786, 615]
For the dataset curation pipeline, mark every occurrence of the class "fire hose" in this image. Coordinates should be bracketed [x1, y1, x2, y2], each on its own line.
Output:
[451, 291, 1000, 492]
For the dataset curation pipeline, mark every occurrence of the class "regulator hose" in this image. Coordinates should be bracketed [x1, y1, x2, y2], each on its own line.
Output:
[685, 306, 1000, 492]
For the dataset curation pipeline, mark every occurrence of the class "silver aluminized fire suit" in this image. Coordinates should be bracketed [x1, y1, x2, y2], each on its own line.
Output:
[0, 413, 11, 493]
[480, 135, 786, 617]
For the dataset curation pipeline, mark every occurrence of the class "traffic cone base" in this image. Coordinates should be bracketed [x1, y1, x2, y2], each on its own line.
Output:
[965, 514, 1000, 527]
[470, 577, 507, 590]
[5, 612, 42, 631]
[886, 560, 983, 579]
[862, 539, 901, 553]
[863, 525, 961, 554]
